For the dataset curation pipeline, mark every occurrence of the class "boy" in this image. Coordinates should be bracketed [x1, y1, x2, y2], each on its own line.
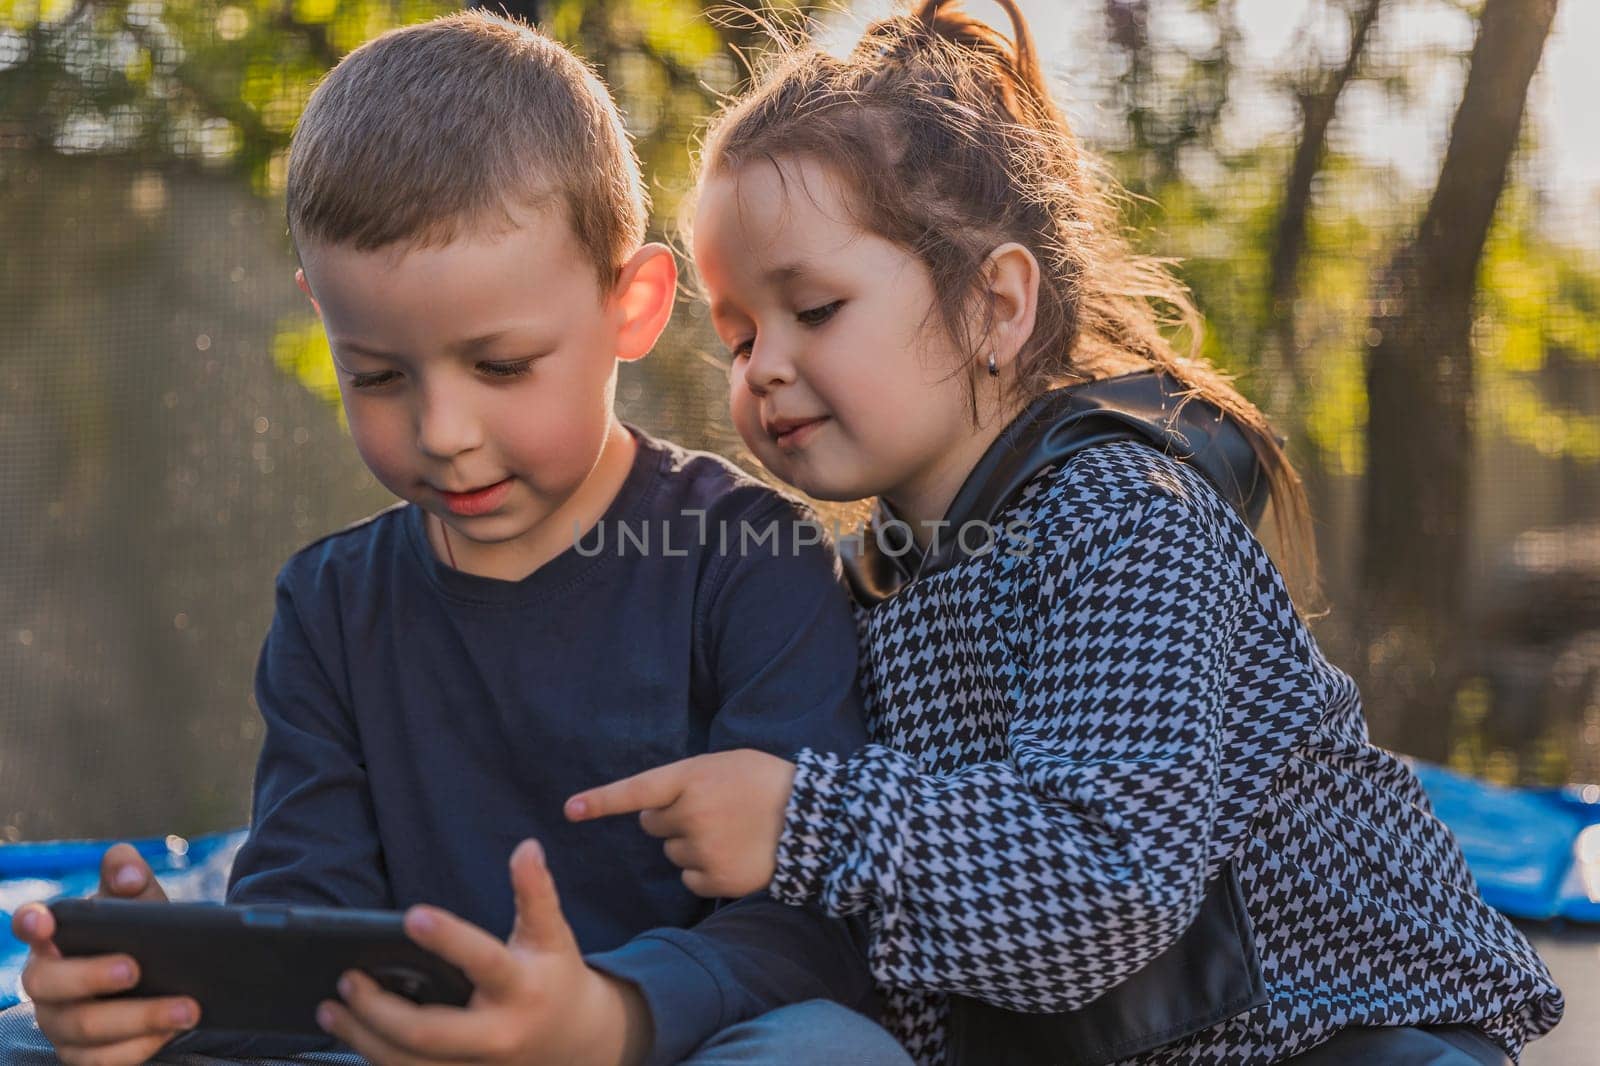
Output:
[7, 12, 910, 1066]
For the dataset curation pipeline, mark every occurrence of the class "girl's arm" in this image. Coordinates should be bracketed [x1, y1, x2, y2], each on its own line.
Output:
[769, 488, 1318, 1012]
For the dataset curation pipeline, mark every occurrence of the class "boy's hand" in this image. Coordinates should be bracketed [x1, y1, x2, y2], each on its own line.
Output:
[565, 749, 796, 898]
[318, 839, 649, 1066]
[12, 843, 199, 1066]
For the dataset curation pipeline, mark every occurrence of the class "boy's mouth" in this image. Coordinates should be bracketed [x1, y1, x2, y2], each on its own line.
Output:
[437, 477, 513, 517]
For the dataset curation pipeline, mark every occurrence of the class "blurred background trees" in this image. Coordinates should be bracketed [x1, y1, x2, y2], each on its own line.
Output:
[1, 0, 1597, 839]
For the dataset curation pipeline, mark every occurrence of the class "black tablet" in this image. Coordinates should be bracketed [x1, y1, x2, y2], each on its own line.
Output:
[49, 898, 474, 1035]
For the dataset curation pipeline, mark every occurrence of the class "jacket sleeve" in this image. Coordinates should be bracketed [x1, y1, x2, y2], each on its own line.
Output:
[769, 490, 1265, 1012]
[586, 497, 878, 1065]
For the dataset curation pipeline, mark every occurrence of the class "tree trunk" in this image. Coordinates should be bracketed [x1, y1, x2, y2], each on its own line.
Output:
[1265, 0, 1382, 599]
[1360, 0, 1559, 761]
[1267, 0, 1383, 399]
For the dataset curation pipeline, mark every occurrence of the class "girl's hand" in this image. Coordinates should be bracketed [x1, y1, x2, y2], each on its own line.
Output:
[317, 840, 649, 1066]
[565, 750, 797, 898]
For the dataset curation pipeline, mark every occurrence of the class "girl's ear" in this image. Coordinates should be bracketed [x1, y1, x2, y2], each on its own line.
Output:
[981, 242, 1040, 373]
[611, 243, 678, 363]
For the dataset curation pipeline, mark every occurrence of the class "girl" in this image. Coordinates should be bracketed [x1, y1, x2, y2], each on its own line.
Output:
[568, 2, 1563, 1062]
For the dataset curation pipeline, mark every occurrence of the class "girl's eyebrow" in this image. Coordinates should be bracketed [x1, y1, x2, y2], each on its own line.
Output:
[764, 262, 812, 284]
[706, 261, 819, 322]
[708, 300, 747, 330]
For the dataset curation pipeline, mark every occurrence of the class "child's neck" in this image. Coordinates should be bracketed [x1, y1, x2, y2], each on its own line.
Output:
[889, 404, 1022, 551]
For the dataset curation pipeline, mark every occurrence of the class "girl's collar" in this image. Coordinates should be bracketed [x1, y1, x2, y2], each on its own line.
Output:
[841, 369, 1268, 606]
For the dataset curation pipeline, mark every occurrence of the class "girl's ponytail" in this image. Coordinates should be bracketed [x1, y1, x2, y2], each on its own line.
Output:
[913, 0, 1055, 130]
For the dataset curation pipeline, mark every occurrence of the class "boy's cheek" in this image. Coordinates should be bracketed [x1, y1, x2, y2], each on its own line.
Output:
[345, 415, 418, 497]
[496, 402, 602, 487]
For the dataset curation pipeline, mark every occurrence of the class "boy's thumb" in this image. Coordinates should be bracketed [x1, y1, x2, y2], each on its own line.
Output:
[507, 840, 577, 956]
[97, 843, 168, 902]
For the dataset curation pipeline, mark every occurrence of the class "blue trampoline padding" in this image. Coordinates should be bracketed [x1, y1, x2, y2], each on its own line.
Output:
[1409, 762, 1600, 922]
[0, 831, 245, 1011]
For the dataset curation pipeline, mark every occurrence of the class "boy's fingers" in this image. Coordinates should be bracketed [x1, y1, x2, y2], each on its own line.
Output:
[507, 840, 579, 958]
[52, 1033, 178, 1066]
[333, 970, 486, 1059]
[96, 844, 167, 902]
[401, 905, 514, 995]
[565, 761, 691, 821]
[317, 999, 437, 1066]
[21, 953, 139, 1002]
[41, 994, 197, 1048]
[12, 903, 58, 949]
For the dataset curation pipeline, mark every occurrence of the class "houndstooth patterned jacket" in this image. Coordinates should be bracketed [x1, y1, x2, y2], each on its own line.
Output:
[770, 442, 1563, 1065]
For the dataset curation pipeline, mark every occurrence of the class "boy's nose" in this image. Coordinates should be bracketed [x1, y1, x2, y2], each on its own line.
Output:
[414, 388, 483, 459]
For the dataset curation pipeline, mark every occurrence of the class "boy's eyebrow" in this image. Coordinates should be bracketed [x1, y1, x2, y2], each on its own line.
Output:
[332, 331, 520, 361]
[447, 331, 512, 355]
[332, 339, 402, 361]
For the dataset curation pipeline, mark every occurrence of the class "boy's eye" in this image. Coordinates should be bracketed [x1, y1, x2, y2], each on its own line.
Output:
[796, 300, 843, 327]
[729, 339, 753, 361]
[349, 370, 401, 390]
[479, 359, 535, 379]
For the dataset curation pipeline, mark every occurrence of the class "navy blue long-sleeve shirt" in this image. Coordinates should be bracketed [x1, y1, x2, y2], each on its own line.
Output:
[220, 429, 874, 1063]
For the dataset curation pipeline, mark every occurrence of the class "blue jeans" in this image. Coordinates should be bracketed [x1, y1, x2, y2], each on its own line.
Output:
[0, 999, 913, 1065]
[683, 1000, 911, 1065]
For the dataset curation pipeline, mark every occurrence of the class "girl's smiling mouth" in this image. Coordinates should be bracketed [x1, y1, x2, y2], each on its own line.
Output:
[767, 415, 830, 451]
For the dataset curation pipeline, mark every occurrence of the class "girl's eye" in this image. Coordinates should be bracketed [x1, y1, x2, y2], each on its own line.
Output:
[349, 370, 401, 390]
[729, 339, 753, 361]
[479, 359, 535, 380]
[796, 300, 843, 327]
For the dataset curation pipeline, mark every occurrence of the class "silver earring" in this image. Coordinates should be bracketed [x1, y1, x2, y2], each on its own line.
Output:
[987, 352, 999, 377]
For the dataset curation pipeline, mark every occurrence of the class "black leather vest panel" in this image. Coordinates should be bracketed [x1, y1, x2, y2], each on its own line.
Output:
[943, 866, 1266, 1066]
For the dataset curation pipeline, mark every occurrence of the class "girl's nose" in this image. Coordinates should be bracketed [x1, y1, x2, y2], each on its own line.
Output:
[414, 385, 483, 459]
[740, 337, 796, 397]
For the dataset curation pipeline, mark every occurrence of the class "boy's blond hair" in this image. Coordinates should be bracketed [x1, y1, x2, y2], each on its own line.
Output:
[287, 10, 645, 286]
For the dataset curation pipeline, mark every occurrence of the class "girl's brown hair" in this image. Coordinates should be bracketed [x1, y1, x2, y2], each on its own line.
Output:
[697, 0, 1316, 596]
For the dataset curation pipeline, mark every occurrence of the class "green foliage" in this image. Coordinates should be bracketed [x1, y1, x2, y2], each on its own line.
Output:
[0, 0, 812, 415]
[0, 0, 456, 186]
[6, 0, 1598, 475]
[272, 313, 341, 418]
[1476, 192, 1600, 461]
[1099, 0, 1599, 479]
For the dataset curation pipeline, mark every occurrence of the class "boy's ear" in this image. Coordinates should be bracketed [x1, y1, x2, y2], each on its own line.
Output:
[295, 269, 324, 320]
[611, 243, 677, 363]
[982, 242, 1040, 373]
